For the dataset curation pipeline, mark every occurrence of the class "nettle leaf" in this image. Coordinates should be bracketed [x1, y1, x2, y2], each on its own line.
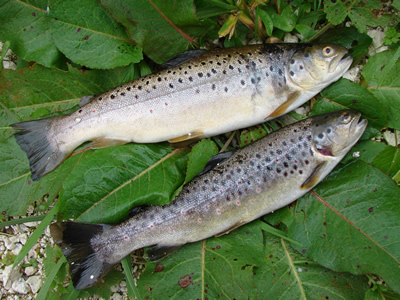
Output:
[59, 144, 190, 223]
[324, 0, 347, 25]
[240, 126, 267, 147]
[0, 64, 139, 216]
[48, 0, 142, 69]
[138, 220, 264, 299]
[282, 161, 400, 294]
[100, 0, 216, 64]
[0, 0, 65, 68]
[362, 48, 400, 130]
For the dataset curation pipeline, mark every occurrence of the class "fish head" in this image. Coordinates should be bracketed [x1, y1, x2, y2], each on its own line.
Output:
[312, 110, 367, 158]
[288, 44, 353, 91]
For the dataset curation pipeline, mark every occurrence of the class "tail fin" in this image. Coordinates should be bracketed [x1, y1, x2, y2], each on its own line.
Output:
[11, 117, 68, 181]
[50, 221, 115, 290]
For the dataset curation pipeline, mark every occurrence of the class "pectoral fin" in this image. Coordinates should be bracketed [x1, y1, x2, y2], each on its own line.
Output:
[300, 161, 327, 190]
[266, 91, 300, 119]
[214, 221, 247, 237]
[168, 131, 204, 144]
[89, 138, 128, 149]
[147, 244, 183, 262]
[197, 151, 234, 177]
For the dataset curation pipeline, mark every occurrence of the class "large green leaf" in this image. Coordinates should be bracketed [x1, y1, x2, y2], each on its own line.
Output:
[0, 0, 65, 67]
[282, 161, 400, 294]
[362, 48, 400, 129]
[100, 0, 217, 63]
[59, 144, 190, 223]
[48, 0, 142, 69]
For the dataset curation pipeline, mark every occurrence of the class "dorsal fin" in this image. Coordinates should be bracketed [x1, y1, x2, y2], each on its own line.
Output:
[162, 49, 208, 68]
[196, 151, 234, 177]
[129, 205, 150, 218]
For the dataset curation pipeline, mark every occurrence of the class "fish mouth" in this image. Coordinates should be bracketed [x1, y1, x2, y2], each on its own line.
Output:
[328, 53, 353, 74]
[338, 114, 368, 155]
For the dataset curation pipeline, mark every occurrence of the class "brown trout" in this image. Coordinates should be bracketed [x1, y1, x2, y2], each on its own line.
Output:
[50, 110, 367, 290]
[12, 43, 352, 181]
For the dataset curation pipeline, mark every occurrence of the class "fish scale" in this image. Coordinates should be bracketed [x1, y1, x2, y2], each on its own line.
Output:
[12, 43, 353, 180]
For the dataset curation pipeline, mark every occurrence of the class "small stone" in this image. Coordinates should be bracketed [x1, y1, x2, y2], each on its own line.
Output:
[19, 233, 28, 245]
[110, 293, 124, 300]
[12, 243, 23, 256]
[368, 29, 389, 56]
[284, 33, 299, 43]
[27, 275, 42, 294]
[343, 65, 362, 83]
[24, 266, 38, 276]
[11, 277, 29, 294]
[24, 221, 40, 228]
[1, 265, 21, 289]
[4, 236, 18, 251]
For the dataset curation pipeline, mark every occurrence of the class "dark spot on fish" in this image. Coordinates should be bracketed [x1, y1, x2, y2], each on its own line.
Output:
[178, 274, 193, 288]
[169, 83, 174, 89]
[207, 73, 211, 77]
[270, 151, 274, 155]
[251, 78, 256, 84]
[307, 135, 312, 141]
[214, 179, 219, 184]
[276, 168, 281, 173]
[282, 141, 287, 146]
[153, 85, 157, 89]
[138, 86, 142, 90]
[110, 94, 115, 99]
[286, 154, 291, 160]
[178, 78, 183, 83]
[250, 161, 255, 166]
[212, 84, 216, 90]
[290, 59, 295, 64]
[266, 72, 269, 77]
[290, 71, 294, 76]
[299, 65, 304, 70]
[304, 53, 310, 58]
[226, 196, 230, 201]
[224, 87, 228, 93]
[226, 174, 231, 179]
[229, 65, 234, 70]
[217, 62, 221, 66]
[120, 92, 125, 96]
[146, 80, 149, 85]
[188, 65, 192, 69]
[256, 154, 261, 159]
[196, 89, 200, 94]
[201, 62, 206, 65]
[318, 133, 324, 139]
[305, 160, 309, 165]
[270, 66, 274, 72]
[198, 72, 203, 78]
[155, 264, 164, 272]
[293, 165, 298, 170]
[299, 170, 303, 174]
[368, 207, 374, 213]
[212, 69, 217, 74]
[327, 128, 332, 134]
[127, 87, 131, 91]
[238, 68, 242, 73]
[167, 70, 171, 74]
[277, 150, 282, 155]
[189, 77, 193, 82]
[78, 109, 82, 113]
[283, 162, 289, 168]
[278, 69, 283, 76]
[236, 168, 241, 173]
[265, 157, 271, 163]
[241, 80, 245, 86]
[202, 186, 207, 191]
[135, 95, 139, 99]
[223, 70, 227, 75]
[248, 52, 252, 56]
[284, 172, 288, 177]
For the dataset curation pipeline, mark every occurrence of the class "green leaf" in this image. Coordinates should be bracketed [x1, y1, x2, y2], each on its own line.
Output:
[349, 7, 392, 33]
[0, 0, 65, 68]
[100, 0, 216, 63]
[121, 256, 141, 300]
[240, 126, 267, 147]
[283, 161, 400, 294]
[138, 220, 264, 299]
[48, 0, 142, 69]
[362, 48, 400, 129]
[324, 0, 347, 25]
[184, 139, 218, 184]
[270, 6, 296, 32]
[317, 79, 387, 128]
[256, 8, 273, 37]
[253, 234, 369, 298]
[59, 144, 190, 223]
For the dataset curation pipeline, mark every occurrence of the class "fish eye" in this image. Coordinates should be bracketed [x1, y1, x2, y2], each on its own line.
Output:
[340, 112, 352, 124]
[322, 46, 334, 56]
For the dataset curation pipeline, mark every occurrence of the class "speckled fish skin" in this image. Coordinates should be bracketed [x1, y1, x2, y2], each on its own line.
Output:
[50, 110, 367, 289]
[12, 43, 353, 181]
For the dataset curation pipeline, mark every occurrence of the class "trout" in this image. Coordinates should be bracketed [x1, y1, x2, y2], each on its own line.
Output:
[50, 110, 367, 290]
[12, 43, 352, 181]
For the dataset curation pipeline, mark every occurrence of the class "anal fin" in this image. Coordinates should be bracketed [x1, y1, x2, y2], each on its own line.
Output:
[300, 161, 327, 190]
[168, 131, 204, 147]
[214, 221, 247, 237]
[90, 138, 128, 149]
[147, 244, 183, 262]
[266, 91, 300, 119]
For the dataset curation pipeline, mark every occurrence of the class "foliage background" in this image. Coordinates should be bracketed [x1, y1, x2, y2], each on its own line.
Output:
[0, 0, 400, 298]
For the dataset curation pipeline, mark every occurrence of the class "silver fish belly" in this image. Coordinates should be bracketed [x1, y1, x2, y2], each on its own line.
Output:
[12, 43, 352, 180]
[50, 109, 367, 289]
